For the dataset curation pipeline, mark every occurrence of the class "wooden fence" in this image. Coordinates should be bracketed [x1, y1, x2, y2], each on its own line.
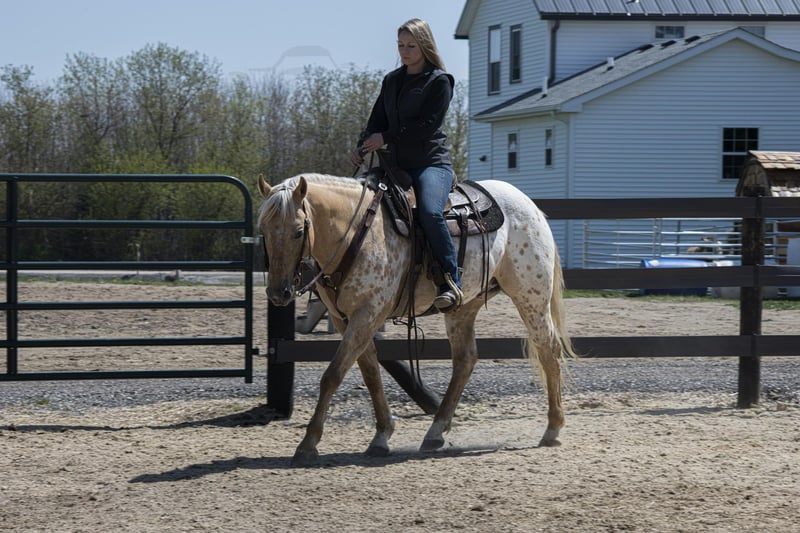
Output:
[266, 191, 800, 414]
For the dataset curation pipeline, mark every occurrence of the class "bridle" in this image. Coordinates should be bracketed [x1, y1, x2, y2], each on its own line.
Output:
[261, 178, 380, 308]
[261, 202, 312, 294]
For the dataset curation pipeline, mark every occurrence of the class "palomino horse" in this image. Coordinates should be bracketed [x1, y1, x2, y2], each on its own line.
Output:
[257, 173, 576, 465]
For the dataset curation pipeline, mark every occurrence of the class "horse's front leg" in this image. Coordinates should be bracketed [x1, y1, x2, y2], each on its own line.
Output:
[356, 340, 395, 457]
[292, 311, 382, 466]
[421, 298, 483, 451]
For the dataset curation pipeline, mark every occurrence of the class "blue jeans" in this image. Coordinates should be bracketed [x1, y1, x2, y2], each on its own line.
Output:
[408, 164, 461, 289]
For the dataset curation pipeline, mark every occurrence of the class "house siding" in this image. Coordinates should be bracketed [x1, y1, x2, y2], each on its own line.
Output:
[570, 40, 800, 199]
[466, 0, 549, 180]
[459, 1, 800, 268]
[555, 22, 655, 81]
[557, 40, 800, 265]
[491, 117, 568, 197]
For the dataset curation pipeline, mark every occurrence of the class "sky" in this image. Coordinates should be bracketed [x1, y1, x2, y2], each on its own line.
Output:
[1, 0, 470, 84]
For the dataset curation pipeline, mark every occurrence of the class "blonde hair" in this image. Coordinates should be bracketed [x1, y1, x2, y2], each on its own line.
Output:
[398, 18, 446, 71]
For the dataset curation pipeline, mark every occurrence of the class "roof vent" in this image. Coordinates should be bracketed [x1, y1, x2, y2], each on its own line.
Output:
[541, 76, 549, 97]
[661, 39, 677, 48]
[637, 43, 654, 52]
[685, 35, 701, 43]
[606, 56, 615, 69]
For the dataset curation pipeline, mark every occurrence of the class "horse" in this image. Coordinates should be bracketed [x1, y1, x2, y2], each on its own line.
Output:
[257, 173, 576, 465]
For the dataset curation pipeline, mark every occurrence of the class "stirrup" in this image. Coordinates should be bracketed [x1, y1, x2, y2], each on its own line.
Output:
[433, 273, 462, 312]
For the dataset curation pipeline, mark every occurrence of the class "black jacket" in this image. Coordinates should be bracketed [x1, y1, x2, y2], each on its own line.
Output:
[363, 63, 454, 170]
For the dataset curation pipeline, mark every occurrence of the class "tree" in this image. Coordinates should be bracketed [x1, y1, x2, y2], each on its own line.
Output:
[446, 80, 469, 180]
[0, 65, 59, 172]
[125, 43, 222, 171]
[58, 52, 129, 172]
[1, 50, 470, 261]
[287, 66, 383, 177]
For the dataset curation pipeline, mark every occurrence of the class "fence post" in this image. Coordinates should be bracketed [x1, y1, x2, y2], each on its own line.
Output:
[6, 179, 18, 375]
[738, 186, 765, 408]
[267, 301, 295, 417]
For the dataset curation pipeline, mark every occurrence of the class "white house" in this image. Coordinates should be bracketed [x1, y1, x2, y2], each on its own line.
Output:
[455, 0, 800, 267]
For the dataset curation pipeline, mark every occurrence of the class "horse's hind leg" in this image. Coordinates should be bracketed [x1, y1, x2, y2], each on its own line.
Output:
[356, 341, 395, 457]
[534, 330, 565, 446]
[510, 296, 565, 447]
[420, 297, 483, 451]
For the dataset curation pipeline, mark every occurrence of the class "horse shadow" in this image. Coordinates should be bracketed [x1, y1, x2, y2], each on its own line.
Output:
[129, 444, 513, 483]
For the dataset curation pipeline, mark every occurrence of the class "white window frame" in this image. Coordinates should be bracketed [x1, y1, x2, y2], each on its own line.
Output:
[544, 128, 554, 168]
[722, 127, 759, 180]
[488, 26, 501, 95]
[507, 132, 518, 170]
[509, 25, 522, 84]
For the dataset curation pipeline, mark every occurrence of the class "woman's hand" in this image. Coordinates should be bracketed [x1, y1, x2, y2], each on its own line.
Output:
[360, 133, 384, 153]
[350, 147, 364, 166]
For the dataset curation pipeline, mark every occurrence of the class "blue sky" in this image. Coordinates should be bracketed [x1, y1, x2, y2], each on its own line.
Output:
[1, 0, 470, 83]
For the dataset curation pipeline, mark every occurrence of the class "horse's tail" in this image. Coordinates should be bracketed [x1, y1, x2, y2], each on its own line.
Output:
[551, 250, 578, 362]
[522, 249, 578, 392]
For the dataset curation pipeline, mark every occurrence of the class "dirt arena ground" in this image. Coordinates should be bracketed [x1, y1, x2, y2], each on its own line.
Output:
[1, 281, 799, 532]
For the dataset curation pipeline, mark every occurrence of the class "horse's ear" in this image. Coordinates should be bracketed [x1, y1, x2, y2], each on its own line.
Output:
[257, 174, 271, 198]
[292, 176, 308, 204]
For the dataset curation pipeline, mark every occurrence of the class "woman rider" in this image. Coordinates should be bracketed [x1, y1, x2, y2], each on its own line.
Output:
[351, 18, 462, 311]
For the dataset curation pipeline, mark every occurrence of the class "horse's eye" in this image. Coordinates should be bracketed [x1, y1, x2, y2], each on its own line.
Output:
[294, 229, 304, 239]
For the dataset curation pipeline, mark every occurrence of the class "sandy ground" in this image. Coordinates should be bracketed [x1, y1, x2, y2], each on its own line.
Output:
[1, 281, 799, 532]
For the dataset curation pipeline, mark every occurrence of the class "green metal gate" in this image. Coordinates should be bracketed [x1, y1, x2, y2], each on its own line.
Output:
[1, 173, 257, 382]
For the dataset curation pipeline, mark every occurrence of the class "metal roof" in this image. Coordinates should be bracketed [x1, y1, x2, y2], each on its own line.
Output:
[533, 0, 800, 19]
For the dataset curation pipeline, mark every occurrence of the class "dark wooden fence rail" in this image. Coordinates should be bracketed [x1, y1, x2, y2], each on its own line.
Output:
[267, 194, 800, 413]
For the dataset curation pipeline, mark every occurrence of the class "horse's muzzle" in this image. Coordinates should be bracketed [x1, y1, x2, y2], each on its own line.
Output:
[266, 281, 295, 307]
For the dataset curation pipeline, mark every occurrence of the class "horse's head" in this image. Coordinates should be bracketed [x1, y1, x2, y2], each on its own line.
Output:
[257, 175, 311, 306]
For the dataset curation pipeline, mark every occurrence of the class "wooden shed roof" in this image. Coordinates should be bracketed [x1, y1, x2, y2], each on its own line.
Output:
[748, 151, 800, 170]
[738, 151, 800, 197]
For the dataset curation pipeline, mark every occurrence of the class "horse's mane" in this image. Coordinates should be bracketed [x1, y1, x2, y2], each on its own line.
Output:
[257, 173, 361, 226]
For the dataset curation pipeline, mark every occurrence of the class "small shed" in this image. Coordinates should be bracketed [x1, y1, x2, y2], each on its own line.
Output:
[737, 151, 800, 197]
[736, 151, 800, 264]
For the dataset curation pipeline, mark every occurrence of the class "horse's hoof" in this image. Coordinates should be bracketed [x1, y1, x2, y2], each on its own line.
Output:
[291, 448, 319, 466]
[538, 437, 562, 448]
[420, 437, 445, 452]
[539, 429, 562, 447]
[365, 444, 390, 457]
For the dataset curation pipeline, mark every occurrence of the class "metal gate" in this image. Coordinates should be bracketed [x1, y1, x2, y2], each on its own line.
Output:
[1, 173, 257, 382]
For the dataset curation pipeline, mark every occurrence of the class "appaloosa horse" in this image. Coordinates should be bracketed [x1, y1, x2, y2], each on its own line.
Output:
[257, 173, 575, 465]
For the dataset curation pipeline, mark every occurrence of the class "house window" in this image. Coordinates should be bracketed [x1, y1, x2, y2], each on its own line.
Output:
[722, 128, 758, 179]
[545, 129, 553, 167]
[740, 26, 766, 38]
[489, 26, 501, 94]
[655, 26, 685, 39]
[510, 25, 522, 84]
[507, 133, 518, 169]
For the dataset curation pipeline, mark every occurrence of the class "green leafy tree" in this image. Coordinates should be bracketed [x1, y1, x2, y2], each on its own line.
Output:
[125, 43, 222, 171]
[446, 80, 469, 180]
[1, 49, 469, 261]
[0, 65, 59, 172]
[58, 53, 130, 173]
